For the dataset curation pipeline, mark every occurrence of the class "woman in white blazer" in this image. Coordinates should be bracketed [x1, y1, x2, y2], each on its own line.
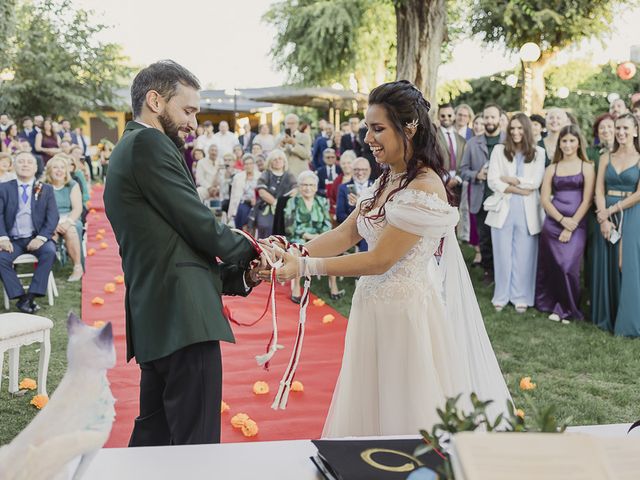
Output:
[486, 113, 546, 313]
[228, 153, 258, 229]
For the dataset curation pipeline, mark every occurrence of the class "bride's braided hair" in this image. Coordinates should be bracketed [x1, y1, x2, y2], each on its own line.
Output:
[360, 80, 454, 221]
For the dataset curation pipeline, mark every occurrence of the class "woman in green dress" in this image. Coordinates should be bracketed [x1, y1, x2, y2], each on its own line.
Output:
[45, 154, 84, 282]
[585, 113, 616, 293]
[592, 114, 640, 336]
[284, 170, 342, 302]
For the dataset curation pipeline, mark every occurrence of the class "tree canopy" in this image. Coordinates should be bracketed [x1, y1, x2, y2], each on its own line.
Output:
[0, 0, 133, 122]
[263, 0, 396, 93]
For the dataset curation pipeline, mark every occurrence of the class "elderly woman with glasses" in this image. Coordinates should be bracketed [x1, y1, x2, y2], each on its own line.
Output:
[284, 170, 343, 302]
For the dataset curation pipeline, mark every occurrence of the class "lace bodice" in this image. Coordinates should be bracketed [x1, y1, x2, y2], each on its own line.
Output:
[355, 187, 459, 301]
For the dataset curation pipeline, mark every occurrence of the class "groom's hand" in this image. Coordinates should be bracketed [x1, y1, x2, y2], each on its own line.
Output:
[244, 263, 262, 288]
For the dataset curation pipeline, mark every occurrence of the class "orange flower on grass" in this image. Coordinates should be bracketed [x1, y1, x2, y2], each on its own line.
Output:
[519, 377, 537, 391]
[104, 283, 116, 293]
[312, 298, 325, 307]
[30, 394, 48, 409]
[93, 321, 106, 329]
[114, 275, 124, 284]
[91, 297, 105, 305]
[87, 248, 96, 256]
[99, 242, 108, 249]
[241, 419, 259, 437]
[231, 413, 250, 428]
[322, 314, 335, 324]
[19, 378, 37, 390]
[291, 381, 304, 392]
[220, 401, 230, 413]
[252, 381, 269, 395]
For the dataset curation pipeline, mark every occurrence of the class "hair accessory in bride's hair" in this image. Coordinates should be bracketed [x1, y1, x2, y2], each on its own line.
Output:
[406, 118, 419, 131]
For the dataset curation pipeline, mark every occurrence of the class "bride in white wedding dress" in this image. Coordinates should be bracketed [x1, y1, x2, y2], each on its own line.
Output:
[270, 80, 512, 437]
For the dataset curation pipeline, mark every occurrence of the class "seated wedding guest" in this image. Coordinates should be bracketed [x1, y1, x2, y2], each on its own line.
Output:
[68, 147, 90, 208]
[60, 140, 72, 155]
[228, 154, 258, 230]
[232, 144, 244, 171]
[455, 103, 475, 140]
[219, 153, 237, 214]
[336, 156, 373, 251]
[254, 149, 297, 238]
[253, 123, 275, 155]
[17, 139, 44, 179]
[191, 147, 205, 178]
[316, 148, 342, 197]
[486, 113, 546, 313]
[284, 170, 341, 302]
[328, 150, 355, 220]
[587, 113, 615, 169]
[18, 117, 38, 152]
[35, 118, 61, 164]
[0, 153, 16, 183]
[255, 153, 266, 173]
[0, 151, 58, 313]
[183, 127, 199, 180]
[535, 125, 595, 323]
[592, 113, 640, 337]
[196, 144, 221, 204]
[251, 143, 263, 157]
[472, 114, 485, 136]
[3, 124, 20, 154]
[45, 155, 84, 282]
[70, 145, 91, 191]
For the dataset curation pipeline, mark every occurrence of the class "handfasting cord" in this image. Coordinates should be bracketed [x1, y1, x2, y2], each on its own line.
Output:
[229, 230, 312, 409]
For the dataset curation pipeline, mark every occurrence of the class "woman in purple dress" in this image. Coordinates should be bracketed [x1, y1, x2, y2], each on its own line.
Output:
[535, 125, 595, 322]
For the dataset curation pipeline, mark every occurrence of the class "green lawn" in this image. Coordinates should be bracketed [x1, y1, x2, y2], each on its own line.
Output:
[311, 245, 640, 427]
[0, 262, 80, 445]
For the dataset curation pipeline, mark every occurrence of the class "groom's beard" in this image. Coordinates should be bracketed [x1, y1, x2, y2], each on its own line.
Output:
[158, 112, 185, 149]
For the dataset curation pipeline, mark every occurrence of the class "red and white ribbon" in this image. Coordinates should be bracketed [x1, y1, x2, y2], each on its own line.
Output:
[230, 230, 311, 409]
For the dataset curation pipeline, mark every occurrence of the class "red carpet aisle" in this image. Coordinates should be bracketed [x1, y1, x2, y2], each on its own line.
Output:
[81, 185, 349, 447]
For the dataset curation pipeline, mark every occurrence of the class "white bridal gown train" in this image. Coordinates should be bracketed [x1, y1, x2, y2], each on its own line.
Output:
[322, 187, 512, 437]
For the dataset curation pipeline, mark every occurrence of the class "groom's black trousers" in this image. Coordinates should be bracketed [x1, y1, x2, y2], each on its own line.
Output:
[129, 341, 222, 447]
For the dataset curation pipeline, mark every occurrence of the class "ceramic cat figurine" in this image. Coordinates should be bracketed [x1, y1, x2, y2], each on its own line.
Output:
[0, 312, 116, 480]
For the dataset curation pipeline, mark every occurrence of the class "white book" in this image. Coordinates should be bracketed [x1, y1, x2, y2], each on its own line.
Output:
[451, 432, 640, 480]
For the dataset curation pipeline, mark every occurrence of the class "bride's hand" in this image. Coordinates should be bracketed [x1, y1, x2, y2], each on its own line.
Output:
[275, 252, 300, 282]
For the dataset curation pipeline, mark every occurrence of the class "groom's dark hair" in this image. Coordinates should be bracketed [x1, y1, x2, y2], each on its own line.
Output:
[131, 60, 200, 117]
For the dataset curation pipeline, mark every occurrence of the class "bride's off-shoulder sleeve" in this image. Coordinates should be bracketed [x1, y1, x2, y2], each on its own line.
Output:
[385, 189, 459, 238]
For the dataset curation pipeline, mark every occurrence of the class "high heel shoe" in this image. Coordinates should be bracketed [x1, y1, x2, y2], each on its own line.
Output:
[330, 290, 345, 301]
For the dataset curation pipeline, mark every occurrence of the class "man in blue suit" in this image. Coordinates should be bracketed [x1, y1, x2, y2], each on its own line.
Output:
[336, 157, 373, 251]
[311, 122, 335, 170]
[0, 151, 58, 313]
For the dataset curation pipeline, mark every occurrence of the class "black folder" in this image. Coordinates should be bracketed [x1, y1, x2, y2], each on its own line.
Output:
[311, 438, 443, 479]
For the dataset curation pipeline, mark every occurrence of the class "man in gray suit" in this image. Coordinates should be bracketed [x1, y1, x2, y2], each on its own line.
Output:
[460, 104, 505, 286]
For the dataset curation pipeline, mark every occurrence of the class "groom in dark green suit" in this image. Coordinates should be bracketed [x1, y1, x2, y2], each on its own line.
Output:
[104, 60, 260, 446]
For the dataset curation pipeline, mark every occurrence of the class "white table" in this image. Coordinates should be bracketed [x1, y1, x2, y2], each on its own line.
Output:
[82, 424, 637, 479]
